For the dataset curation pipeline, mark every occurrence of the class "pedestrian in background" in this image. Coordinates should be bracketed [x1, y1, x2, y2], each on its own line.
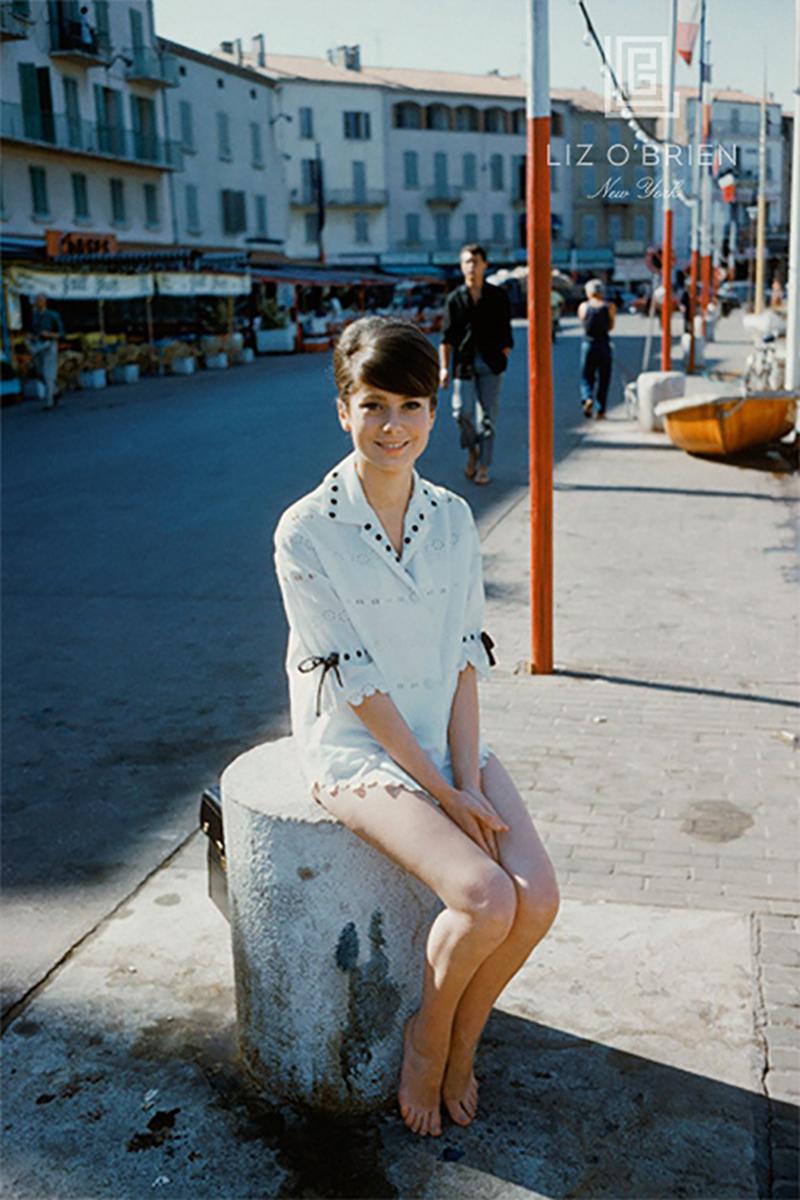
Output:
[439, 245, 513, 486]
[274, 317, 558, 1138]
[577, 278, 616, 420]
[28, 293, 64, 411]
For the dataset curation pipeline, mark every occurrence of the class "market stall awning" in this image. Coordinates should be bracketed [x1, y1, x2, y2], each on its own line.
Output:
[252, 265, 392, 287]
[8, 267, 252, 299]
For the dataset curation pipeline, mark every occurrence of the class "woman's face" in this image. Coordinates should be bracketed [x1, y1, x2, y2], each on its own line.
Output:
[337, 384, 436, 473]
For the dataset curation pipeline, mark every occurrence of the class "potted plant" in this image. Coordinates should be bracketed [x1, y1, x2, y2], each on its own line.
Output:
[255, 299, 296, 354]
[162, 341, 197, 376]
[200, 335, 228, 370]
[110, 344, 140, 385]
[79, 349, 107, 390]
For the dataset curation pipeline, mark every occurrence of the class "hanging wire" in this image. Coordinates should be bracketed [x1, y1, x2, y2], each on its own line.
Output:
[573, 0, 698, 209]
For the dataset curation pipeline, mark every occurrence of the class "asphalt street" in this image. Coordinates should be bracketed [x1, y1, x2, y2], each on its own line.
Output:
[1, 312, 652, 1011]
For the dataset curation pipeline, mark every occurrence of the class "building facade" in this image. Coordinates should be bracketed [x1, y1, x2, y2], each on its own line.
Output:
[1, 0, 181, 249]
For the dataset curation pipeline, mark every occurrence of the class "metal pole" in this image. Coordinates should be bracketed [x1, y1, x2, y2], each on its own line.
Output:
[700, 39, 713, 335]
[525, 0, 553, 674]
[754, 58, 768, 315]
[661, 0, 679, 370]
[786, 0, 800, 389]
[687, 0, 706, 374]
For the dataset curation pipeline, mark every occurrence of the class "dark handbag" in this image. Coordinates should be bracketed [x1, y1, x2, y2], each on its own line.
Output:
[199, 785, 228, 921]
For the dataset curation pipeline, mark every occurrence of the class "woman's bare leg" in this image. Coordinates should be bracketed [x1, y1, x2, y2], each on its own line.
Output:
[442, 754, 560, 1125]
[315, 782, 517, 1138]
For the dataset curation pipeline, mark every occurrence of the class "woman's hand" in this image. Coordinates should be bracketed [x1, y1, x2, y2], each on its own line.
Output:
[441, 785, 508, 861]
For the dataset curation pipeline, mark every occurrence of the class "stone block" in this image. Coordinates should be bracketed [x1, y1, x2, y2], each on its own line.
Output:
[221, 738, 440, 1115]
[636, 369, 685, 432]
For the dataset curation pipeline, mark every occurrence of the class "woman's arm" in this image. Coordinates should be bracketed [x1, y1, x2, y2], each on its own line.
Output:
[447, 663, 481, 791]
[349, 690, 457, 805]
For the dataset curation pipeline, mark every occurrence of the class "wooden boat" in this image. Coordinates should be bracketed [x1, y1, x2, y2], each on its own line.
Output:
[655, 391, 797, 457]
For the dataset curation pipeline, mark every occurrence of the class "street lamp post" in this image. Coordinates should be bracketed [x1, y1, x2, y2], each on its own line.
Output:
[786, 0, 800, 390]
[661, 0, 679, 370]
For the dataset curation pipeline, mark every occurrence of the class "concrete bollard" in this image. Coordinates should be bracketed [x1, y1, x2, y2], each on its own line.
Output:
[221, 738, 441, 1114]
[636, 370, 686, 432]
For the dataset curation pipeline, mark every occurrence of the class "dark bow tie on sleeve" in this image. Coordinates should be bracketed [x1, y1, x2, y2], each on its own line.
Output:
[480, 631, 497, 667]
[298, 652, 343, 717]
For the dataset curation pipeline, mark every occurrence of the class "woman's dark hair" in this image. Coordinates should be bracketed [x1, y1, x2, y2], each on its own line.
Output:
[333, 317, 438, 409]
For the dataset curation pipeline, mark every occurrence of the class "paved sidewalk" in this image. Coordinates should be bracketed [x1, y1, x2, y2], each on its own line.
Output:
[2, 319, 797, 1198]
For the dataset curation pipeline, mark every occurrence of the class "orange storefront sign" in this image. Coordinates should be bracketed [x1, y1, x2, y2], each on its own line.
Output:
[45, 230, 119, 258]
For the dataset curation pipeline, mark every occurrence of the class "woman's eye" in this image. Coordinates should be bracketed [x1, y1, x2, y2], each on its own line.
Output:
[404, 402, 421, 410]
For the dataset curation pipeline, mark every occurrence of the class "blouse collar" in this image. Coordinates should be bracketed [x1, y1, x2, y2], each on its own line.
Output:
[321, 450, 441, 577]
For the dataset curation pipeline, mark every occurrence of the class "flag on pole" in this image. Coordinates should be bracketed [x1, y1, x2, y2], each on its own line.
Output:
[676, 0, 701, 64]
[718, 171, 737, 203]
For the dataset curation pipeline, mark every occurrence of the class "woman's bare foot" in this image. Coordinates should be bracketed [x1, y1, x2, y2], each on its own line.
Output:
[397, 1013, 444, 1137]
[442, 1039, 479, 1126]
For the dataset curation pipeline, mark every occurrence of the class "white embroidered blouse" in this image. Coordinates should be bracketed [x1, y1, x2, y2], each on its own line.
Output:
[273, 449, 495, 800]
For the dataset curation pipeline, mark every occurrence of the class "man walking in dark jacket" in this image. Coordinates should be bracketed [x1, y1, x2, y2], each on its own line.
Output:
[439, 244, 513, 486]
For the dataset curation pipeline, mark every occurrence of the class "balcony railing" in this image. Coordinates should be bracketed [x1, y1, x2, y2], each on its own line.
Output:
[125, 45, 179, 87]
[425, 185, 463, 206]
[325, 188, 388, 207]
[1, 102, 182, 169]
[1, 3, 32, 40]
[48, 18, 111, 65]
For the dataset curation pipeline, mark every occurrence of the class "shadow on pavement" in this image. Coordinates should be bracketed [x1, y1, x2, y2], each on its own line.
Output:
[555, 482, 799, 504]
[557, 668, 800, 711]
[3, 1005, 795, 1199]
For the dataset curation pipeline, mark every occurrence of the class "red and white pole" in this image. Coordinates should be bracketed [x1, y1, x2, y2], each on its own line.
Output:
[699, 40, 713, 335]
[661, 0, 679, 370]
[526, 0, 553, 674]
[687, 0, 706, 374]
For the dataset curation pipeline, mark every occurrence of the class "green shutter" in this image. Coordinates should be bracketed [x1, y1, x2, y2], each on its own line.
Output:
[18, 63, 40, 138]
[129, 7, 144, 49]
[93, 0, 109, 52]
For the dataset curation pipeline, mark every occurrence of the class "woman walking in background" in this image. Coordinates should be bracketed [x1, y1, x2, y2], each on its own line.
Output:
[578, 279, 616, 419]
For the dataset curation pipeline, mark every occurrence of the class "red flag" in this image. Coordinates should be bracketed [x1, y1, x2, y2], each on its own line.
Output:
[676, 0, 701, 65]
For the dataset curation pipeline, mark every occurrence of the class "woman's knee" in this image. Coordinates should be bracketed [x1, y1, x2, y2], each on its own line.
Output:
[512, 866, 560, 942]
[459, 864, 517, 940]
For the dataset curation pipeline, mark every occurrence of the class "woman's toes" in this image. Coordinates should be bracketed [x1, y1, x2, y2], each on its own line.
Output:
[429, 1111, 442, 1137]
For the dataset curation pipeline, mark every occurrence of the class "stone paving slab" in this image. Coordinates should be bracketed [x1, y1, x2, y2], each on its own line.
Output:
[0, 834, 772, 1200]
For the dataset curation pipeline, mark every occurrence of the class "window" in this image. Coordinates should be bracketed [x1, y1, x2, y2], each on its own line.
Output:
[455, 106, 479, 132]
[427, 104, 450, 131]
[403, 150, 418, 188]
[250, 121, 264, 168]
[304, 212, 319, 243]
[220, 189, 246, 233]
[110, 177, 126, 224]
[94, 84, 124, 155]
[299, 106, 314, 138]
[404, 212, 421, 244]
[354, 212, 369, 243]
[29, 165, 49, 216]
[343, 111, 371, 140]
[730, 108, 740, 133]
[130, 94, 157, 161]
[19, 63, 55, 143]
[464, 212, 479, 242]
[129, 5, 145, 49]
[489, 153, 504, 190]
[394, 102, 421, 129]
[550, 165, 558, 193]
[301, 158, 320, 203]
[71, 172, 89, 220]
[63, 76, 81, 147]
[492, 213, 506, 243]
[255, 194, 268, 237]
[352, 160, 366, 202]
[217, 111, 232, 161]
[433, 151, 448, 194]
[434, 211, 450, 250]
[94, 0, 110, 51]
[512, 154, 526, 200]
[179, 100, 195, 153]
[634, 213, 648, 242]
[144, 182, 160, 228]
[462, 153, 477, 190]
[550, 110, 564, 136]
[609, 214, 623, 243]
[185, 183, 200, 233]
[581, 214, 597, 247]
[485, 107, 506, 133]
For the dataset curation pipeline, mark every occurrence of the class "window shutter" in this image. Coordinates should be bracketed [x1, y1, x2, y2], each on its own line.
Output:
[18, 64, 41, 138]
